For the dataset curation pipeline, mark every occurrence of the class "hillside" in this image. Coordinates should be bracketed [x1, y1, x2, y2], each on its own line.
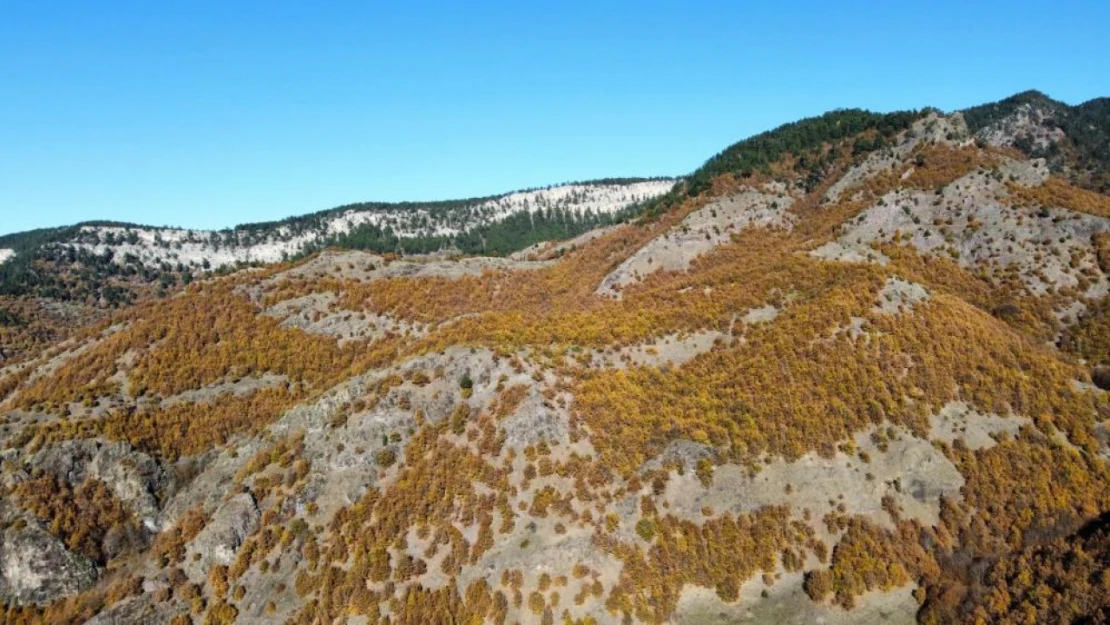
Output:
[0, 179, 674, 301]
[0, 179, 672, 365]
[1, 91, 1109, 625]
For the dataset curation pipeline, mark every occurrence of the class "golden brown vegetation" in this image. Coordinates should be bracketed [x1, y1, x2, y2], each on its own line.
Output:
[0, 573, 143, 625]
[151, 506, 208, 568]
[859, 143, 996, 195]
[14, 475, 139, 565]
[1008, 177, 1110, 218]
[0, 296, 104, 368]
[6, 281, 404, 460]
[290, 417, 513, 623]
[22, 387, 295, 460]
[1061, 296, 1110, 366]
[1094, 231, 1110, 274]
[5, 127, 1110, 625]
[947, 431, 1110, 554]
[600, 506, 814, 622]
[804, 517, 937, 609]
[948, 513, 1110, 624]
[12, 282, 357, 410]
[575, 277, 1098, 473]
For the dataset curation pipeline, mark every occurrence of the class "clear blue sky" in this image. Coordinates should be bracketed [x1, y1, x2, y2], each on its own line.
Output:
[1, 1, 1107, 235]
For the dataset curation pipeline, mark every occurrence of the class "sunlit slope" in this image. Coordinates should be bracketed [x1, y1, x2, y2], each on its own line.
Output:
[1, 97, 1109, 625]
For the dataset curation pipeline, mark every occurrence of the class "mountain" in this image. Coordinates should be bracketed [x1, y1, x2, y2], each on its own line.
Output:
[0, 178, 675, 302]
[1, 91, 1109, 625]
[963, 90, 1110, 192]
[0, 179, 673, 364]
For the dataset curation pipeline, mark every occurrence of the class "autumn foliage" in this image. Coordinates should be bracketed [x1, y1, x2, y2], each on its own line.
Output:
[2, 120, 1110, 624]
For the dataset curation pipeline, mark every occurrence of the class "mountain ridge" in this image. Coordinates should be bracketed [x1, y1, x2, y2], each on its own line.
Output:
[2, 90, 1106, 305]
[1, 89, 1109, 624]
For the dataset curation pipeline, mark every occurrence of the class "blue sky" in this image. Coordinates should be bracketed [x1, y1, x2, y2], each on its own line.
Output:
[1, 1, 1107, 235]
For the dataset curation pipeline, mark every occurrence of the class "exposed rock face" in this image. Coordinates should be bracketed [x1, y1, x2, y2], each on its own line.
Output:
[975, 102, 1067, 152]
[0, 522, 97, 606]
[27, 439, 166, 532]
[663, 424, 964, 531]
[874, 277, 930, 315]
[510, 225, 622, 261]
[830, 161, 1110, 296]
[48, 181, 674, 273]
[597, 187, 795, 297]
[500, 392, 570, 449]
[265, 291, 424, 345]
[809, 240, 890, 265]
[183, 493, 260, 579]
[587, 329, 727, 369]
[641, 439, 717, 472]
[264, 249, 552, 286]
[825, 111, 971, 204]
[81, 594, 171, 625]
[928, 401, 1027, 450]
[160, 373, 288, 408]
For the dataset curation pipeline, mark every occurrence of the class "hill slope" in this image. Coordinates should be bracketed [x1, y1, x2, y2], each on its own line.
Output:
[0, 179, 674, 300]
[0, 179, 672, 365]
[1, 92, 1109, 625]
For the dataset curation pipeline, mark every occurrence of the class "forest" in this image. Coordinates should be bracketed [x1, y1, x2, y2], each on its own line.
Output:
[681, 108, 922, 197]
[2, 93, 1110, 625]
[323, 203, 648, 256]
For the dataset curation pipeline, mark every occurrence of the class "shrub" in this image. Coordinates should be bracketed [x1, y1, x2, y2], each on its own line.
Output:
[375, 448, 397, 468]
[1092, 366, 1110, 391]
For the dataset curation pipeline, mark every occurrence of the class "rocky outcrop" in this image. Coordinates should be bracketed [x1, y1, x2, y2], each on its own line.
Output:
[597, 187, 795, 297]
[183, 493, 260, 580]
[0, 521, 98, 606]
[975, 102, 1067, 152]
[500, 392, 570, 449]
[829, 159, 1110, 296]
[874, 277, 930, 315]
[28, 439, 166, 532]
